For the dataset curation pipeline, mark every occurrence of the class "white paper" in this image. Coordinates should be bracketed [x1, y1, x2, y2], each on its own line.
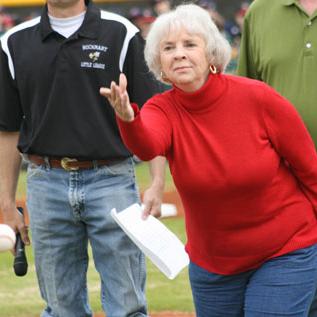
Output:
[111, 203, 189, 279]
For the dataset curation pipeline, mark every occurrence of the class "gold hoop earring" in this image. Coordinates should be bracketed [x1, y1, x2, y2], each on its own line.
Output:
[209, 65, 217, 74]
[160, 71, 171, 83]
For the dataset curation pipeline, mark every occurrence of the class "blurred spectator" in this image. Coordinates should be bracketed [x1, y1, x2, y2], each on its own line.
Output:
[0, 6, 41, 37]
[198, 0, 225, 31]
[152, 0, 172, 16]
[224, 2, 249, 73]
[235, 1, 249, 31]
[197, 0, 246, 74]
[0, 1, 249, 74]
[0, 7, 14, 35]
[129, 7, 156, 39]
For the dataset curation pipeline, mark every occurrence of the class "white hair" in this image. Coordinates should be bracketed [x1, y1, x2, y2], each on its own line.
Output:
[145, 3, 232, 83]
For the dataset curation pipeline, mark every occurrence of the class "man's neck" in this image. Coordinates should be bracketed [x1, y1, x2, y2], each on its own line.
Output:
[299, 0, 317, 16]
[47, 0, 86, 18]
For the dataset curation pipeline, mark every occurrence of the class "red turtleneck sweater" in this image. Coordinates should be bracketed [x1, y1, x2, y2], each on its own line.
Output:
[118, 74, 317, 274]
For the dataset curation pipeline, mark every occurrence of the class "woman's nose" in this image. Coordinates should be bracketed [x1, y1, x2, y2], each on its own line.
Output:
[173, 47, 186, 59]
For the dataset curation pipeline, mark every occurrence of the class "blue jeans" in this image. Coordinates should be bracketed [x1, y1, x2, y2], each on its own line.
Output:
[309, 289, 317, 317]
[26, 158, 147, 317]
[189, 244, 317, 317]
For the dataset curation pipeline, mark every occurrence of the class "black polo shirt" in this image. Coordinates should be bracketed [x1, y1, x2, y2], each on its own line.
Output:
[0, 0, 161, 159]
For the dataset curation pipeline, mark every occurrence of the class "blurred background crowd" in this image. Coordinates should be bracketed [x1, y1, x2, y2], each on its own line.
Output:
[0, 0, 250, 73]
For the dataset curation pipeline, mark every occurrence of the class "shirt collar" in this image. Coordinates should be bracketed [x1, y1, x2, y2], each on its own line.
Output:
[40, 0, 101, 41]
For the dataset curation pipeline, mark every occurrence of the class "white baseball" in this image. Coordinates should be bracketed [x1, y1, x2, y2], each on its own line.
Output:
[0, 224, 16, 252]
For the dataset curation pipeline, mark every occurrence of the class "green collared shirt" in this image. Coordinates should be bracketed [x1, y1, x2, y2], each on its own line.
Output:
[237, 0, 317, 146]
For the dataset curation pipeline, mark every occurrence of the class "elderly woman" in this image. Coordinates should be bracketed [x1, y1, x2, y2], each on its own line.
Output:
[100, 4, 317, 316]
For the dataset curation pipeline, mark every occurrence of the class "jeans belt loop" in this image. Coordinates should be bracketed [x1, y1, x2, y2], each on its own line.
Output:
[44, 156, 51, 170]
[92, 160, 98, 170]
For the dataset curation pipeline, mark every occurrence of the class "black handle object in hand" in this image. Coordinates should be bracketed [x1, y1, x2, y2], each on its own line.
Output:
[13, 207, 28, 276]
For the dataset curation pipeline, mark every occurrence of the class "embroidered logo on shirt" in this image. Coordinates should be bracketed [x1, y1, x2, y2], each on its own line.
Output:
[81, 44, 107, 70]
[82, 44, 108, 52]
[89, 51, 100, 62]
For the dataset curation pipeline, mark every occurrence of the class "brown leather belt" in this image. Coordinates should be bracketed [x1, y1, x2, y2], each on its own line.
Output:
[27, 154, 116, 171]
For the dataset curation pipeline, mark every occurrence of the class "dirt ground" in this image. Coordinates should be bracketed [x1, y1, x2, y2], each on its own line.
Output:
[161, 191, 184, 217]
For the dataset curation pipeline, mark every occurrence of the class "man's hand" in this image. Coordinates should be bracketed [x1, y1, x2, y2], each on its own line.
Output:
[2, 206, 30, 247]
[0, 131, 30, 249]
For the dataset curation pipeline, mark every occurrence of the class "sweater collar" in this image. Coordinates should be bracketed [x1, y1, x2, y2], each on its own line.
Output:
[171, 73, 227, 112]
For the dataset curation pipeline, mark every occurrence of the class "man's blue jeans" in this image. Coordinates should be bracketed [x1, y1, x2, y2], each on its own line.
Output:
[26, 158, 147, 317]
[189, 244, 317, 317]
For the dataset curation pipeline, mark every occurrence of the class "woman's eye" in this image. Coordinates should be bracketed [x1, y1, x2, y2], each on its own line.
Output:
[163, 46, 173, 51]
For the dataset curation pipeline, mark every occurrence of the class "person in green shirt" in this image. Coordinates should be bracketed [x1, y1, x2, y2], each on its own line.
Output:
[238, 1, 317, 315]
[237, 0, 317, 149]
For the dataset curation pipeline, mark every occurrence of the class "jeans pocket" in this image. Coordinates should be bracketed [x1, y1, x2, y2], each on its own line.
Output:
[27, 163, 45, 180]
[98, 158, 134, 177]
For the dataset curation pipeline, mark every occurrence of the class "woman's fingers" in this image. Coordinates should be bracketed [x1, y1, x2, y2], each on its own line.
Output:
[119, 73, 128, 94]
[110, 81, 117, 103]
[121, 92, 129, 108]
[100, 84, 120, 112]
[99, 87, 111, 98]
[101, 73, 128, 103]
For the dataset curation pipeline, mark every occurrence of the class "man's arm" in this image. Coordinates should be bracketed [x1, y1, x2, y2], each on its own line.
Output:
[0, 131, 30, 245]
[142, 156, 166, 218]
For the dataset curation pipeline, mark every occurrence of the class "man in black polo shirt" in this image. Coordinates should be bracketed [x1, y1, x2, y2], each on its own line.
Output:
[0, 0, 166, 316]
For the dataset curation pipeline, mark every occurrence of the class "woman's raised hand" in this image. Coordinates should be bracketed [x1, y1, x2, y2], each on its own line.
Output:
[100, 73, 135, 122]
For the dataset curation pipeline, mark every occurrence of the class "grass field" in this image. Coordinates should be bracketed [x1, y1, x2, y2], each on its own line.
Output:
[0, 162, 194, 317]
